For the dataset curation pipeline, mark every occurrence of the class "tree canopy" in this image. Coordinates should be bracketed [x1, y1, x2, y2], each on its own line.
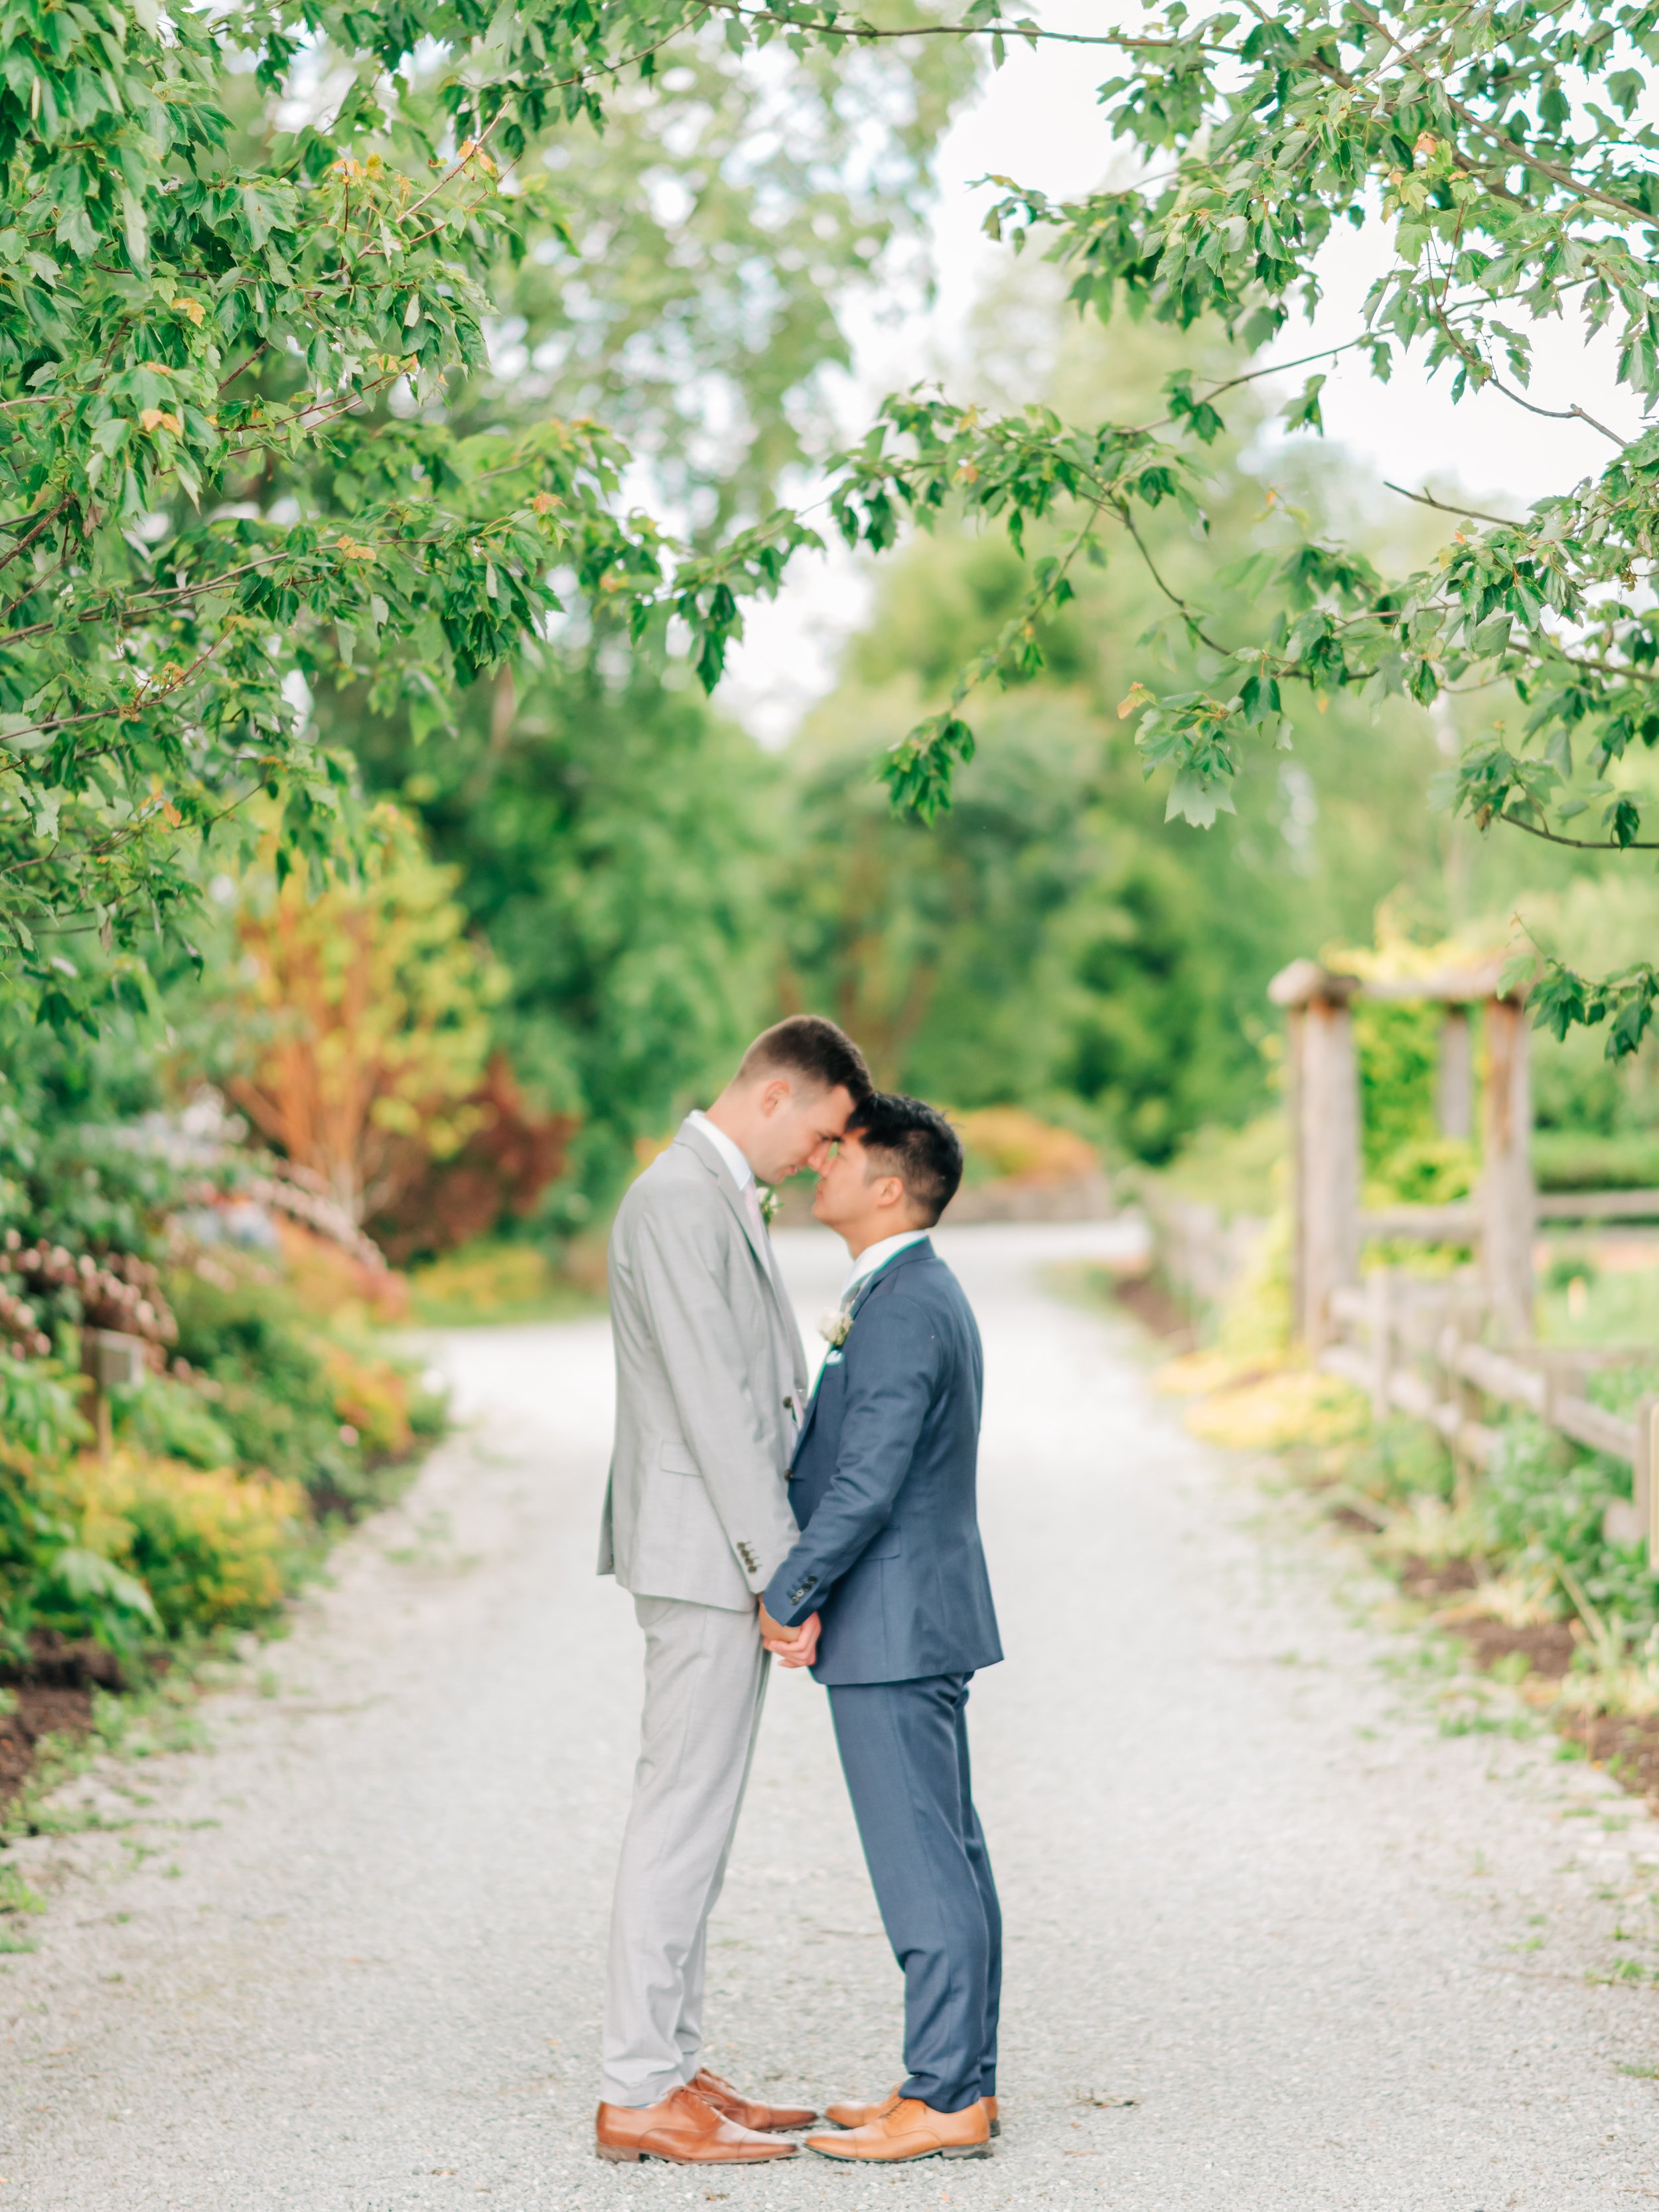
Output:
[806, 0, 1659, 1055]
[0, 0, 958, 1027]
[7, 0, 1659, 1061]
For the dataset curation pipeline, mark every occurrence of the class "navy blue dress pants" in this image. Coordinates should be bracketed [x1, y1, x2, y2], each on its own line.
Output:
[826, 1672, 1001, 2113]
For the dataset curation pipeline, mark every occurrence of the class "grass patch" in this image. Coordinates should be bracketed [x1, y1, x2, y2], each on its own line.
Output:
[0, 1864, 44, 1916]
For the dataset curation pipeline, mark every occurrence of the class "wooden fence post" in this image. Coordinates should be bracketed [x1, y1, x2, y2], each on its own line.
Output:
[1285, 1004, 1307, 1340]
[1367, 1267, 1394, 1422]
[1301, 988, 1362, 1355]
[1637, 1394, 1659, 1573]
[80, 1325, 150, 1462]
[1481, 993, 1535, 1343]
[1270, 960, 1362, 1353]
[1437, 1006, 1473, 1140]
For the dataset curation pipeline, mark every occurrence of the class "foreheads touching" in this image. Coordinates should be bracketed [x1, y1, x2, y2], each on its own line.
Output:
[712, 1015, 873, 1183]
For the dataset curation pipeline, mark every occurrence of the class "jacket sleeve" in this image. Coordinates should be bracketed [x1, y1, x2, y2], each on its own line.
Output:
[631, 1189, 799, 1595]
[762, 1291, 940, 1627]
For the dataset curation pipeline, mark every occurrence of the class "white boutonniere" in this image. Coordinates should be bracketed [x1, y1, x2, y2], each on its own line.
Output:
[757, 1185, 780, 1227]
[818, 1306, 852, 1348]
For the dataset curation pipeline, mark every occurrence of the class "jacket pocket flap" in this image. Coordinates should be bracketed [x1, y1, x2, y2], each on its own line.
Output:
[658, 1440, 700, 1475]
[862, 1526, 902, 1560]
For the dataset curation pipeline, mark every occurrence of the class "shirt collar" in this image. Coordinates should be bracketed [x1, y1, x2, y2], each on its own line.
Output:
[686, 1108, 755, 1192]
[841, 1229, 928, 1302]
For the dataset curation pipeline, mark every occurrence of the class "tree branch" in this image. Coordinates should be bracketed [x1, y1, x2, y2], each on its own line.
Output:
[1384, 481, 1524, 530]
[1497, 808, 1659, 852]
[710, 3, 1190, 50]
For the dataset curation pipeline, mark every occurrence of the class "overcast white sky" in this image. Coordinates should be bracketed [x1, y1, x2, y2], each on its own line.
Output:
[721, 10, 1638, 743]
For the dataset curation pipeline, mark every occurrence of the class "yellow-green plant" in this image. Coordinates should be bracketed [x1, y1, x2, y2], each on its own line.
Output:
[73, 1453, 307, 1640]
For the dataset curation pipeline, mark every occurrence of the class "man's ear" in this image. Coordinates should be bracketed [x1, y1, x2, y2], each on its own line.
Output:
[876, 1173, 908, 1214]
[757, 1076, 792, 1118]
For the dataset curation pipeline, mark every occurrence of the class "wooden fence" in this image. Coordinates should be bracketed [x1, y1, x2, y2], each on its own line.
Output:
[1139, 952, 1659, 1567]
[1145, 1202, 1659, 1567]
[1137, 1189, 1269, 1309]
[1317, 1268, 1659, 1564]
[1270, 957, 1539, 1348]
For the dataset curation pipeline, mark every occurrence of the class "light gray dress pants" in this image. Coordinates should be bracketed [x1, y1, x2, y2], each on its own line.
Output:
[600, 1593, 769, 2106]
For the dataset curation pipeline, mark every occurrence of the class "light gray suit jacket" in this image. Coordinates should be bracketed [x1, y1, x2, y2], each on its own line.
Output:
[599, 1118, 810, 1611]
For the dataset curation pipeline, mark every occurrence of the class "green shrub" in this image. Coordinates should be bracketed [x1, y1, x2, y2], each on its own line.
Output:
[76, 1454, 306, 1638]
[0, 1363, 151, 1662]
[111, 1374, 238, 1471]
[1348, 1414, 1455, 1509]
[1478, 1418, 1656, 1632]
[1534, 1130, 1659, 1193]
[165, 1266, 384, 1514]
[1354, 998, 1444, 1177]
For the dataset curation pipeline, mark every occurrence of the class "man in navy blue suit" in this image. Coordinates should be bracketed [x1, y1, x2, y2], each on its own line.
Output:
[758, 1094, 1003, 2166]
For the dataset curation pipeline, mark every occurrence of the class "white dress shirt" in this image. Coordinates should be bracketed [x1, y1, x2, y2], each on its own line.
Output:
[840, 1228, 928, 1303]
[687, 1109, 755, 1191]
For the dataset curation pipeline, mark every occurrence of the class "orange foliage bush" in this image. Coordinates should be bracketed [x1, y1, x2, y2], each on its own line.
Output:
[369, 1057, 575, 1265]
[322, 1344, 415, 1461]
[226, 806, 502, 1225]
[273, 1220, 410, 1325]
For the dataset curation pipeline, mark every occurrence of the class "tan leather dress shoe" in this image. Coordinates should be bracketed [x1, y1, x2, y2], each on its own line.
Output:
[806, 2095, 992, 2162]
[595, 2087, 800, 2164]
[687, 2067, 818, 2132]
[826, 2087, 999, 2138]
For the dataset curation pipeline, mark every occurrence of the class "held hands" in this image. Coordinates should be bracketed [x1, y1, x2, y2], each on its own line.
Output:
[758, 1599, 820, 1669]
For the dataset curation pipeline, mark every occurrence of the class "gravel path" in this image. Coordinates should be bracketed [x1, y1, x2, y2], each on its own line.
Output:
[5, 1222, 1659, 2209]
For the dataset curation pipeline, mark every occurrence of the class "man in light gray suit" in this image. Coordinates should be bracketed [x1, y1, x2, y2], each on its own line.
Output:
[595, 1015, 871, 2167]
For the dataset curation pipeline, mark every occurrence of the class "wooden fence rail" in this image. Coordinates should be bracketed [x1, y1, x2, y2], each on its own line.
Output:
[1143, 1201, 1659, 1567]
[1141, 951, 1659, 1573]
[1317, 1271, 1659, 1566]
[1137, 1189, 1268, 1309]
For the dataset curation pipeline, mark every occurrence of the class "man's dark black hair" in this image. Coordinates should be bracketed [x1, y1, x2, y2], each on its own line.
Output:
[739, 1015, 871, 1103]
[849, 1092, 963, 1226]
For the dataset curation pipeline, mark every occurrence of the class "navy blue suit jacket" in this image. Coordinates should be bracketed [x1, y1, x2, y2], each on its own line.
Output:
[762, 1238, 1002, 1687]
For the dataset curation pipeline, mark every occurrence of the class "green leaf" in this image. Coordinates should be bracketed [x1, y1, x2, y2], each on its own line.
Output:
[1165, 768, 1237, 828]
[50, 1546, 160, 1629]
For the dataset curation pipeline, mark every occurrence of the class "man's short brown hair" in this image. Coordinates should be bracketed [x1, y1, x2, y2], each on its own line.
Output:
[737, 1015, 871, 1103]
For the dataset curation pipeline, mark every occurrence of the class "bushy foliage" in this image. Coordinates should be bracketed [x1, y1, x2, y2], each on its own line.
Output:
[362, 660, 782, 1200]
[224, 804, 508, 1224]
[0, 1361, 157, 1662]
[1478, 1418, 1656, 1637]
[165, 1260, 439, 1516]
[0, 0, 972, 1032]
[72, 1454, 305, 1640]
[0, 1254, 443, 1659]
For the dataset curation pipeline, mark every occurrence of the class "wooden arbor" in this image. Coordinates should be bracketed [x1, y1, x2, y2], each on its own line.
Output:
[1269, 959, 1533, 1350]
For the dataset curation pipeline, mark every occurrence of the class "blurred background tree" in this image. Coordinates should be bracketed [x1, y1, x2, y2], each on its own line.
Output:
[326, 21, 980, 1206]
[226, 808, 507, 1228]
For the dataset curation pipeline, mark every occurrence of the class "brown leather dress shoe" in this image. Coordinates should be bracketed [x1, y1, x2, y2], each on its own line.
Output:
[595, 2087, 800, 2164]
[688, 2067, 818, 2132]
[827, 2087, 999, 2138]
[806, 2095, 992, 2162]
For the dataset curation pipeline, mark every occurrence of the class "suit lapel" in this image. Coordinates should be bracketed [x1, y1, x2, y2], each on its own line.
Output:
[795, 1238, 934, 1462]
[676, 1122, 770, 1268]
[674, 1123, 804, 1381]
[847, 1236, 932, 1322]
